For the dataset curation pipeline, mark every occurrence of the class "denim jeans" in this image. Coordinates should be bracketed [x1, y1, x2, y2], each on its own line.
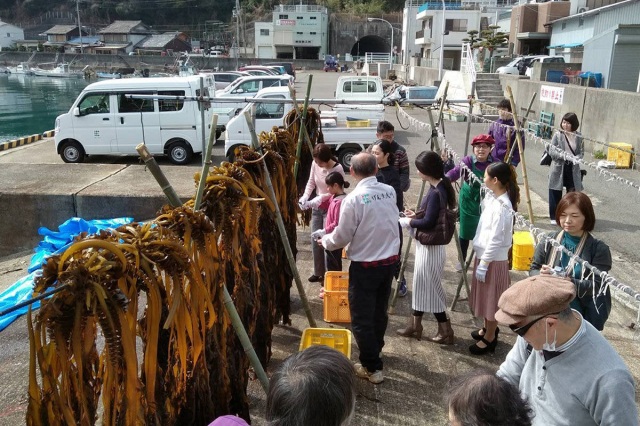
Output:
[348, 261, 395, 372]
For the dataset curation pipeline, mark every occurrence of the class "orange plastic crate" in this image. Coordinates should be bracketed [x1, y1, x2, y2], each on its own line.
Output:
[323, 291, 351, 323]
[324, 271, 349, 292]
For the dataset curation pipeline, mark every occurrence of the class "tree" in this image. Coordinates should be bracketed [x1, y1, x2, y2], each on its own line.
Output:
[476, 25, 508, 71]
[462, 30, 481, 51]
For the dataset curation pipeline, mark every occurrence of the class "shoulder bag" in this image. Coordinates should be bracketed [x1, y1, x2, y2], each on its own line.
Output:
[414, 190, 457, 246]
[540, 147, 552, 166]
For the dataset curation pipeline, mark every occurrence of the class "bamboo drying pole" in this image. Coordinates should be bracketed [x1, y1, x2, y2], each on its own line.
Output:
[136, 143, 271, 394]
[243, 110, 317, 328]
[194, 114, 218, 210]
[293, 76, 314, 179]
[436, 81, 449, 141]
[507, 92, 536, 164]
[463, 81, 476, 157]
[506, 86, 535, 224]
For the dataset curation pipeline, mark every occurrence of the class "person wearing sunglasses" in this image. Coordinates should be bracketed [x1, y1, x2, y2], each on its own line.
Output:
[495, 275, 637, 426]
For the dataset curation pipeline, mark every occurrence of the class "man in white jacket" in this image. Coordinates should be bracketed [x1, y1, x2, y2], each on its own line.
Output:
[321, 153, 400, 384]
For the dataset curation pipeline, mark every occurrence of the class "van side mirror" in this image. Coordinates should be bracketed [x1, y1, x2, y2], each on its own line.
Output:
[235, 89, 244, 94]
[73, 107, 80, 117]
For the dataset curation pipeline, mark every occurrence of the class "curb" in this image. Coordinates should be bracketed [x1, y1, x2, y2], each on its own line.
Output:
[0, 130, 53, 152]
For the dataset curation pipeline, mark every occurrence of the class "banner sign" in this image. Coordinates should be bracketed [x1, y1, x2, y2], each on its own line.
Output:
[540, 85, 564, 104]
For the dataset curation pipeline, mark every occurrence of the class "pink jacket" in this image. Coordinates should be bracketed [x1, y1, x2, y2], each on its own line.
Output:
[324, 194, 346, 233]
[303, 162, 345, 210]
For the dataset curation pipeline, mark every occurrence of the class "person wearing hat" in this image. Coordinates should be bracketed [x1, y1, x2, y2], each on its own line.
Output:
[445, 134, 495, 269]
[495, 275, 637, 426]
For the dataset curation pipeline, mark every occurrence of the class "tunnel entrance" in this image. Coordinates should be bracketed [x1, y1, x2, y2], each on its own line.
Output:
[350, 35, 389, 58]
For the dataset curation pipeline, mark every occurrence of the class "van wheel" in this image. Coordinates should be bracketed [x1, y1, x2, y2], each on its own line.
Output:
[168, 141, 193, 165]
[60, 141, 86, 163]
[338, 147, 360, 169]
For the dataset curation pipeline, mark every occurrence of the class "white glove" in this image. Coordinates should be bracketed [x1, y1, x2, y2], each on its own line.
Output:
[398, 217, 412, 229]
[298, 194, 309, 210]
[307, 193, 331, 209]
[475, 260, 490, 283]
[311, 229, 326, 240]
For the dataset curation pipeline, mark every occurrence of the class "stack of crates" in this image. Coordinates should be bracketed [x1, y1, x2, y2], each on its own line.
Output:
[323, 271, 351, 323]
[299, 328, 352, 358]
[607, 143, 635, 169]
[512, 231, 535, 271]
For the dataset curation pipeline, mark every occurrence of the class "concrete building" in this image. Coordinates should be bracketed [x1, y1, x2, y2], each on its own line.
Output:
[415, 1, 494, 71]
[509, 2, 570, 55]
[0, 21, 24, 50]
[548, 0, 640, 91]
[254, 4, 328, 59]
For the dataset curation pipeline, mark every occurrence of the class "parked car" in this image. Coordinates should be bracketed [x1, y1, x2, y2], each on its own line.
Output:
[205, 71, 249, 90]
[524, 56, 565, 77]
[213, 75, 293, 113]
[238, 65, 279, 75]
[265, 62, 295, 79]
[496, 55, 544, 75]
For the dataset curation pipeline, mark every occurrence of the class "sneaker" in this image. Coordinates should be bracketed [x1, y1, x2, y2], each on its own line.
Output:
[354, 363, 384, 384]
[454, 262, 463, 272]
[397, 278, 408, 297]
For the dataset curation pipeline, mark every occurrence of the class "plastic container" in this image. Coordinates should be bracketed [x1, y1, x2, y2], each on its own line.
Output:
[323, 291, 351, 323]
[345, 119, 370, 128]
[512, 231, 535, 271]
[606, 143, 634, 169]
[299, 328, 352, 358]
[325, 271, 349, 292]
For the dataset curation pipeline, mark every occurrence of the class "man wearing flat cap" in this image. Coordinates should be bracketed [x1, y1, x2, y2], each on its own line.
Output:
[496, 275, 637, 426]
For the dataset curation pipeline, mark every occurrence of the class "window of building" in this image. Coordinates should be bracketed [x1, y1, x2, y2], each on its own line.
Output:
[297, 32, 303, 35]
[445, 19, 467, 32]
[310, 32, 316, 35]
[279, 14, 288, 19]
[562, 22, 566, 30]
[310, 16, 317, 19]
[297, 16, 303, 19]
[260, 29, 270, 36]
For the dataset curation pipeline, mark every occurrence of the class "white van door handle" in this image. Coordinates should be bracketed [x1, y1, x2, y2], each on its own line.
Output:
[103, 117, 110, 121]
[120, 117, 124, 124]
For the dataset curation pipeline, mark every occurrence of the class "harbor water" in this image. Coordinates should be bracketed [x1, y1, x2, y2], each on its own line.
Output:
[0, 73, 89, 143]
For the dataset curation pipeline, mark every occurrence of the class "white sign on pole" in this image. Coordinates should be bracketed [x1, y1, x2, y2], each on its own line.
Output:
[540, 85, 564, 104]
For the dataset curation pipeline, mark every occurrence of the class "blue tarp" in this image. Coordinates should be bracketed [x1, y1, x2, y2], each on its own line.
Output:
[0, 217, 134, 332]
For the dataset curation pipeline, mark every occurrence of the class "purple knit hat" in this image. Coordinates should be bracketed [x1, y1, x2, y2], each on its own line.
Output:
[208, 415, 250, 426]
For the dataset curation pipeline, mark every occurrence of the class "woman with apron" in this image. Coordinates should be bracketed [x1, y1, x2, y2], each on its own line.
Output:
[445, 134, 495, 268]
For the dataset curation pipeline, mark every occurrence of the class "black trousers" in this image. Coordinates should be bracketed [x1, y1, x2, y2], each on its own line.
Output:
[348, 261, 395, 373]
[549, 162, 576, 220]
[325, 248, 343, 272]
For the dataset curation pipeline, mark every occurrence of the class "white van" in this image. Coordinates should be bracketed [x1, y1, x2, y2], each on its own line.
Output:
[54, 76, 233, 165]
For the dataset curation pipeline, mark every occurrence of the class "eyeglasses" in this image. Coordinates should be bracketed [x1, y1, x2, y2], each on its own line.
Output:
[509, 312, 560, 337]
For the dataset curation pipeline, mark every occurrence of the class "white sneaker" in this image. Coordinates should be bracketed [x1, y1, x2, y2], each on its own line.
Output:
[454, 262, 463, 272]
[354, 363, 384, 384]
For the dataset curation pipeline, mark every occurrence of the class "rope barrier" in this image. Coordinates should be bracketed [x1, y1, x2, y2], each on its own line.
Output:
[443, 105, 640, 197]
[457, 100, 638, 167]
[396, 106, 640, 321]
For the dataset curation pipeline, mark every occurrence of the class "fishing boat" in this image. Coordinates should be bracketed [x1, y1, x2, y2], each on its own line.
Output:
[7, 63, 35, 75]
[96, 71, 122, 79]
[32, 63, 83, 78]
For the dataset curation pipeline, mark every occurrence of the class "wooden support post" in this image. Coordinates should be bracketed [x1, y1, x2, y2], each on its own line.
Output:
[507, 92, 536, 164]
[243, 110, 317, 328]
[463, 81, 476, 157]
[506, 86, 535, 224]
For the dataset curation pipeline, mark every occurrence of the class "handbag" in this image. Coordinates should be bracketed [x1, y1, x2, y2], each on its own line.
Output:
[540, 148, 552, 166]
[414, 190, 457, 246]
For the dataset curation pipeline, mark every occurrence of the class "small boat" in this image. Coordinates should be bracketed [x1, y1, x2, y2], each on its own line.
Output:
[7, 63, 35, 75]
[96, 71, 122, 79]
[33, 63, 82, 78]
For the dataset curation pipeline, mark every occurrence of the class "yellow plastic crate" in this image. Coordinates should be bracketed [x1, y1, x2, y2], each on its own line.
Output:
[299, 327, 352, 358]
[512, 231, 535, 271]
[345, 119, 370, 128]
[323, 291, 351, 323]
[606, 143, 634, 169]
[325, 271, 349, 292]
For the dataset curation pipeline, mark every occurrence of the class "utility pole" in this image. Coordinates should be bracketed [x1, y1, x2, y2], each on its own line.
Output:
[234, 0, 241, 69]
[76, 0, 83, 53]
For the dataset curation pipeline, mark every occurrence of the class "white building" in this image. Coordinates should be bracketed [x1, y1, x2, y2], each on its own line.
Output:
[548, 0, 640, 91]
[255, 4, 328, 59]
[415, 1, 494, 70]
[0, 21, 25, 50]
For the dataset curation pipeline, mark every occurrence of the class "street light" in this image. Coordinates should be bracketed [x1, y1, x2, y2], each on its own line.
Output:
[368, 17, 393, 65]
[438, 0, 446, 81]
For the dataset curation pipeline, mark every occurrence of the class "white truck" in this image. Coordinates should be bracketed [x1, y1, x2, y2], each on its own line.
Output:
[54, 76, 235, 164]
[224, 84, 384, 169]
